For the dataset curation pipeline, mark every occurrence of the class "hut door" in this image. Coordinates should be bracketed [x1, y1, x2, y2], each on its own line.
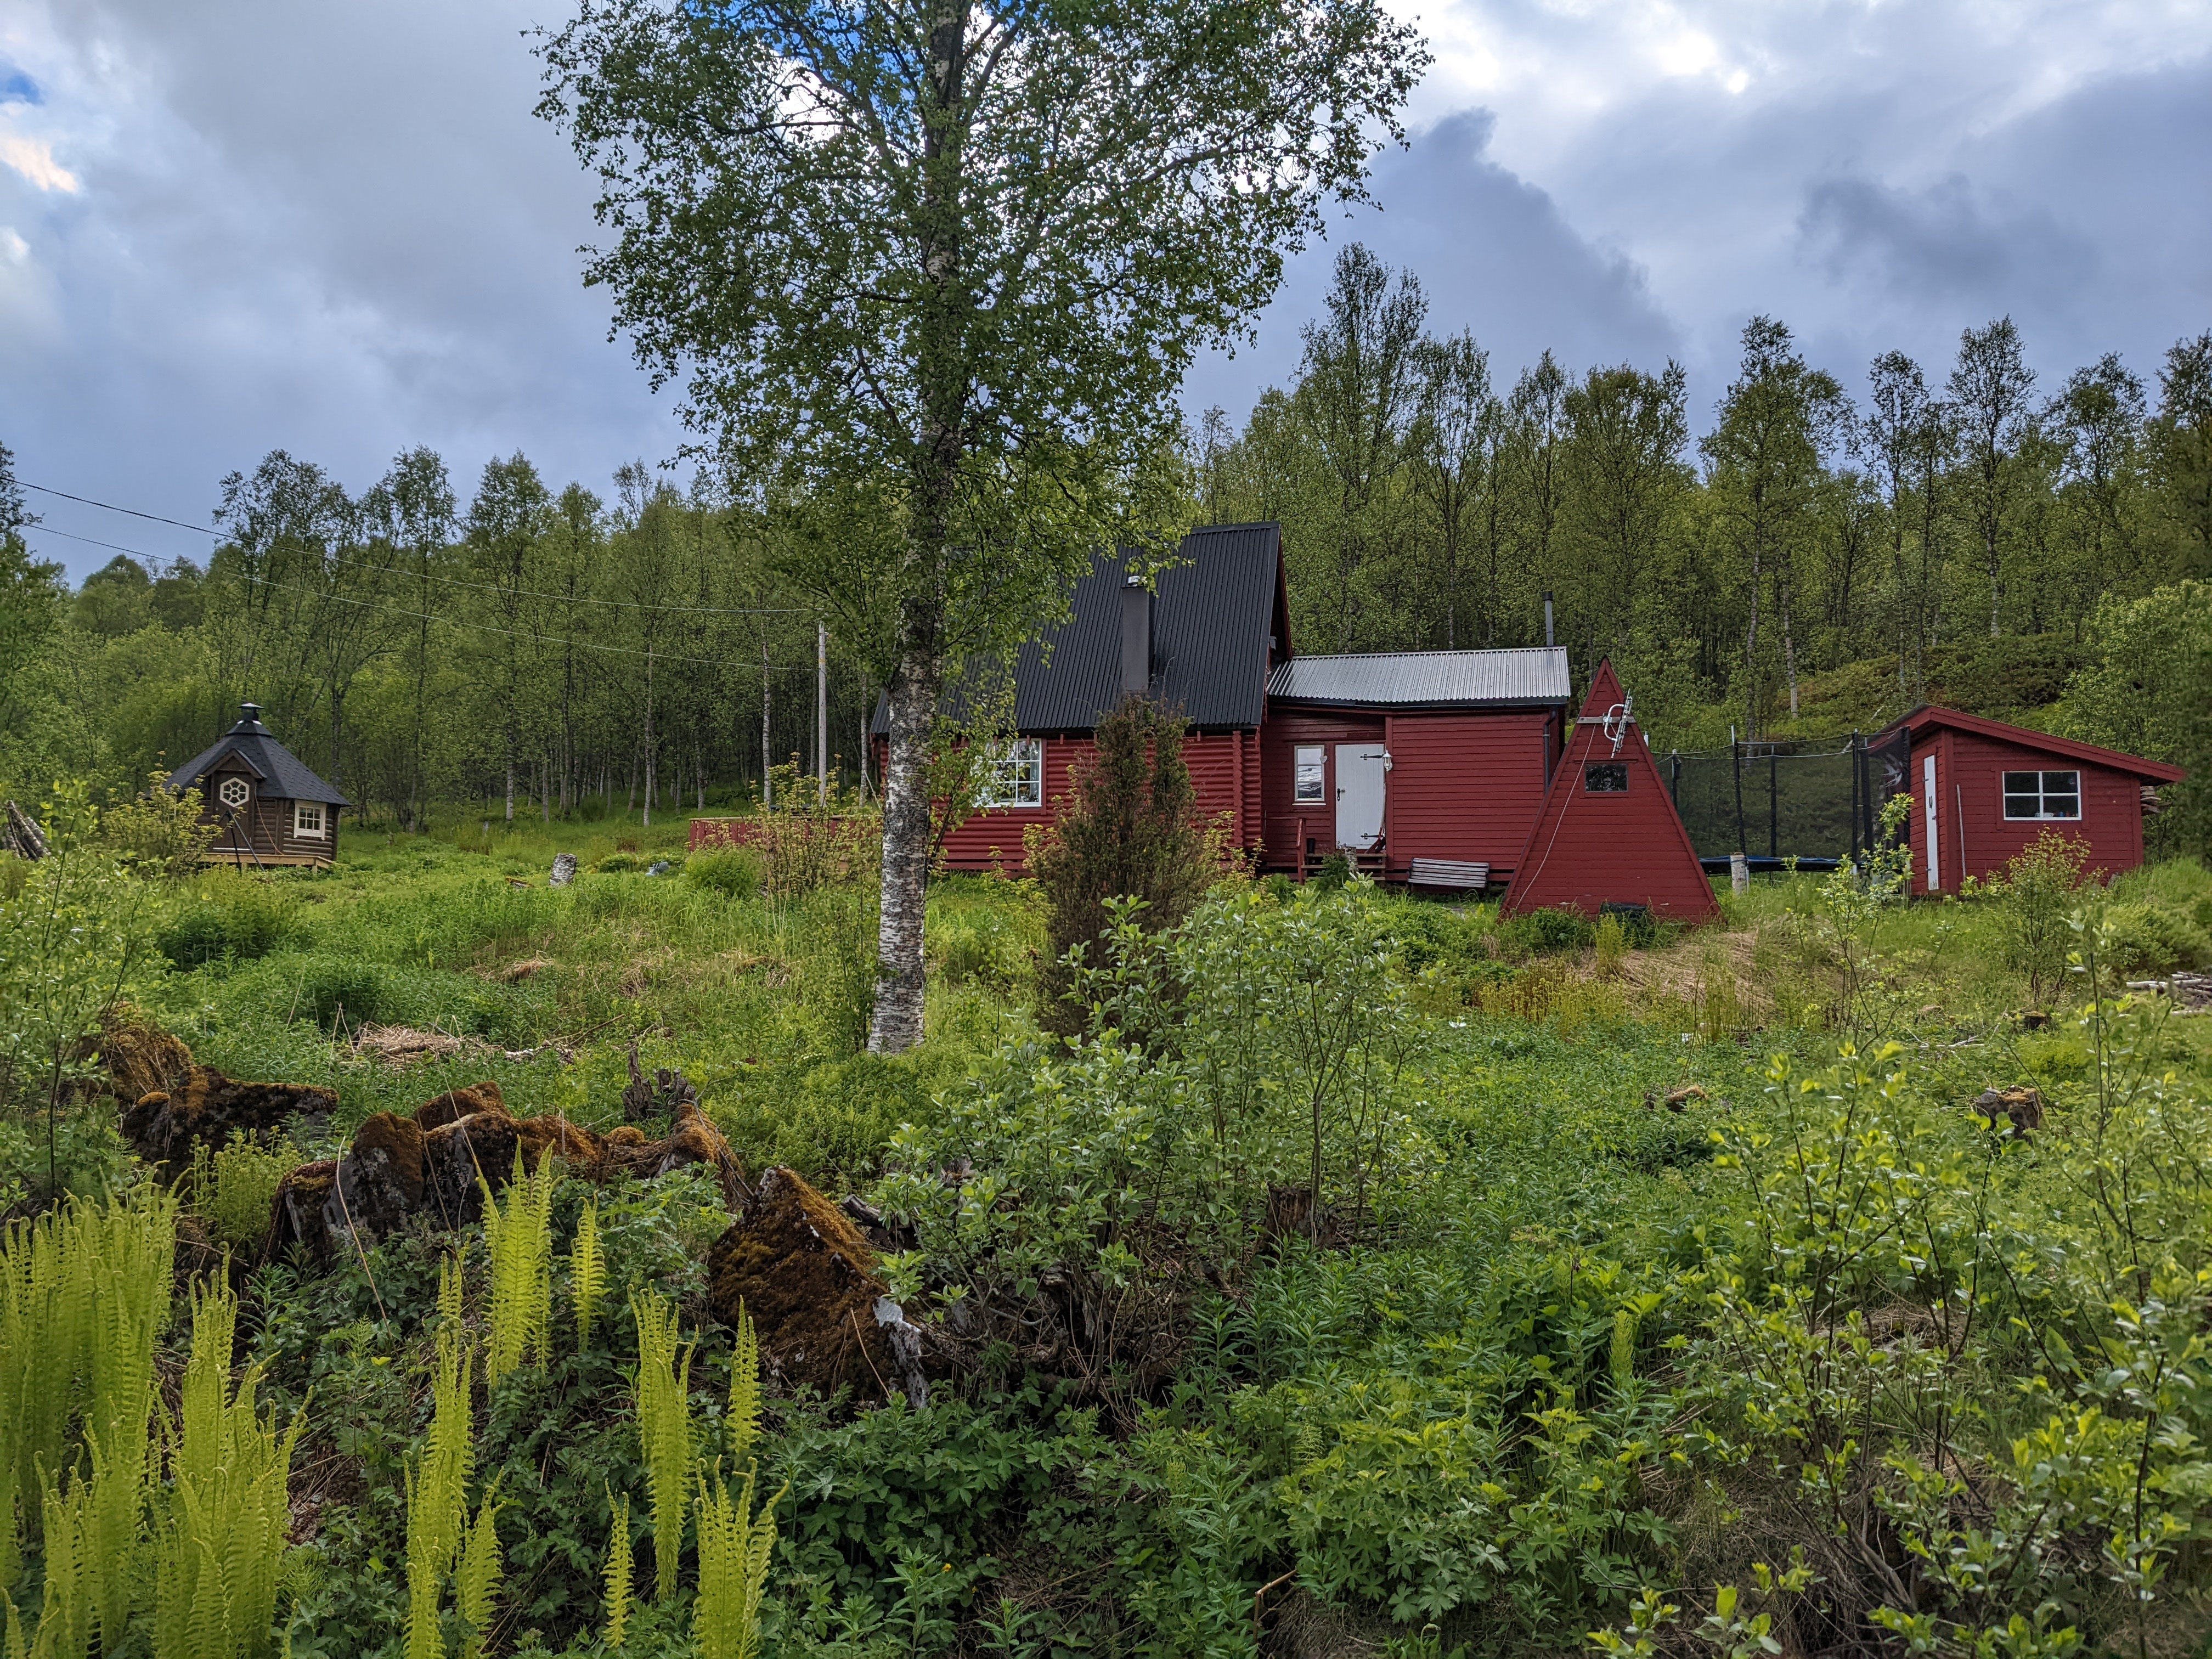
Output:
[1335, 744, 1388, 850]
[1922, 754, 1940, 891]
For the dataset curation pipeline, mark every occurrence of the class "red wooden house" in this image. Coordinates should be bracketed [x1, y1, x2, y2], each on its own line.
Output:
[1501, 661, 1719, 921]
[899, 522, 1577, 888]
[1874, 706, 2186, 895]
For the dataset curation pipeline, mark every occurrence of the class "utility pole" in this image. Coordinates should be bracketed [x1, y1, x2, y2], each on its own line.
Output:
[816, 619, 829, 808]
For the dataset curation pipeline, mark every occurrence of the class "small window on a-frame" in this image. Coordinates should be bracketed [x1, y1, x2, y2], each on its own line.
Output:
[1584, 763, 1628, 793]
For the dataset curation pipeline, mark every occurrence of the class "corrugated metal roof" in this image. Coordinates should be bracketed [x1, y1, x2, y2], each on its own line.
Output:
[1267, 647, 1571, 709]
[168, 705, 351, 805]
[876, 523, 1283, 735]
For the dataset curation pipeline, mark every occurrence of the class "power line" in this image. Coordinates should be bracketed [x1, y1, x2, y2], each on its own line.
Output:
[25, 476, 812, 617]
[28, 524, 179, 561]
[21, 481, 219, 536]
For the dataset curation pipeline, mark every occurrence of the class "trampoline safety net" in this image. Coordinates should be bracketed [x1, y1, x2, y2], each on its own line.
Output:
[1664, 730, 1912, 864]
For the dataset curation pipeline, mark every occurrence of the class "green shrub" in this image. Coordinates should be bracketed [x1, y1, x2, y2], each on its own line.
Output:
[188, 1131, 297, 1252]
[2101, 901, 2212, 975]
[1995, 831, 2092, 1003]
[685, 849, 763, 900]
[1496, 906, 1594, 956]
[595, 853, 643, 873]
[1028, 696, 1215, 1034]
[157, 872, 298, 967]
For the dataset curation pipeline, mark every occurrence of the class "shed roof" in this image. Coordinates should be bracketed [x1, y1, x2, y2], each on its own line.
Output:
[168, 704, 351, 805]
[1266, 647, 1572, 710]
[1874, 706, 2186, 784]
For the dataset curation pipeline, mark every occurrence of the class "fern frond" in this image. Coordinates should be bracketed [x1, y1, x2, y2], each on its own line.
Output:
[691, 1464, 782, 1659]
[437, 1249, 465, 1331]
[570, 1198, 605, 1352]
[630, 1293, 693, 1600]
[454, 1485, 504, 1659]
[602, 1491, 632, 1649]
[482, 1151, 557, 1389]
[726, 1300, 761, 1469]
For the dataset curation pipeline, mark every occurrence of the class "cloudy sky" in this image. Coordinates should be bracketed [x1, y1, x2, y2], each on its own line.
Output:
[4, 0, 2209, 582]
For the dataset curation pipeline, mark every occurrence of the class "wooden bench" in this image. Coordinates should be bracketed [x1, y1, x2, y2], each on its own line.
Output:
[1408, 857, 1489, 891]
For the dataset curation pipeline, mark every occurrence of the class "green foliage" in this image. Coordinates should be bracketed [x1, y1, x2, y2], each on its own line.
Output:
[569, 1197, 605, 1352]
[0, 1189, 176, 1595]
[0, 783, 157, 1198]
[1497, 906, 1595, 956]
[2098, 899, 2211, 975]
[1028, 697, 1217, 1033]
[686, 848, 764, 900]
[1994, 830, 2093, 1002]
[150, 1272, 305, 1659]
[601, 1492, 633, 1649]
[631, 1291, 693, 1601]
[187, 1131, 298, 1254]
[406, 1284, 477, 1659]
[693, 1464, 778, 1659]
[2066, 579, 2211, 857]
[157, 871, 300, 967]
[100, 771, 218, 880]
[482, 1152, 557, 1387]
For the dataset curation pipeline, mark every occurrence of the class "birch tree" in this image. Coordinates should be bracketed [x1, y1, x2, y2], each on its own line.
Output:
[539, 0, 1424, 1051]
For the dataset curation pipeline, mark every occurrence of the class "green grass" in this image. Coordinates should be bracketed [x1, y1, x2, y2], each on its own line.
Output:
[68, 833, 2212, 1657]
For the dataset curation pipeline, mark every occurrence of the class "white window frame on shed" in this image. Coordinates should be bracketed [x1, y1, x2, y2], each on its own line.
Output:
[216, 776, 251, 809]
[977, 738, 1045, 809]
[2002, 769, 2081, 821]
[294, 801, 328, 838]
[1293, 744, 1326, 805]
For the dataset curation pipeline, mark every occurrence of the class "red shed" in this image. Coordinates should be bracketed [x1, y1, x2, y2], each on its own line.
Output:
[1874, 706, 2186, 895]
[1502, 661, 1719, 922]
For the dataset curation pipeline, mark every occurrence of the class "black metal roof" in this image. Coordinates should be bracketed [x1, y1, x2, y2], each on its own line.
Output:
[876, 523, 1284, 735]
[168, 704, 351, 805]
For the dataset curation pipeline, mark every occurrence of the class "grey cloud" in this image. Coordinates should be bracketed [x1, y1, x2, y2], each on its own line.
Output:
[1798, 176, 2097, 307]
[1187, 110, 1684, 419]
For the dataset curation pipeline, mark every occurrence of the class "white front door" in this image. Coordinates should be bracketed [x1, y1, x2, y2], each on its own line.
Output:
[1335, 744, 1388, 850]
[1922, 753, 1940, 891]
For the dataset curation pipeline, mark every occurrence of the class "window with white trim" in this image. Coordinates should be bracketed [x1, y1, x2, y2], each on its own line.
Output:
[216, 776, 250, 809]
[977, 738, 1045, 809]
[2002, 770, 2081, 820]
[1293, 745, 1325, 804]
[294, 801, 328, 838]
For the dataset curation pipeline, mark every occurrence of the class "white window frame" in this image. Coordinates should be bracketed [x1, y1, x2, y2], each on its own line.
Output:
[293, 800, 328, 838]
[1293, 744, 1326, 805]
[2002, 769, 2081, 821]
[216, 776, 250, 809]
[977, 738, 1045, 809]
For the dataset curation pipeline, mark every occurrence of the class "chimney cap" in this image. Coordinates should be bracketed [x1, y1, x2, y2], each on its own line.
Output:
[235, 701, 266, 730]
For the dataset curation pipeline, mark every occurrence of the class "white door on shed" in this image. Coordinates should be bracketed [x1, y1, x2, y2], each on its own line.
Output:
[1334, 744, 1389, 850]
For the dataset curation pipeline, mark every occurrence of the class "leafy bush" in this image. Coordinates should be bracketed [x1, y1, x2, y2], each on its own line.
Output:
[1027, 696, 1215, 1034]
[596, 852, 644, 873]
[686, 848, 763, 900]
[187, 1131, 298, 1252]
[1994, 830, 2092, 1003]
[100, 771, 217, 879]
[2100, 899, 2212, 974]
[1496, 906, 1595, 956]
[157, 871, 299, 967]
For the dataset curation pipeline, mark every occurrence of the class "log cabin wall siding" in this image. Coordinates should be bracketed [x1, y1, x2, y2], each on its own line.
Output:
[1380, 713, 1555, 878]
[1261, 713, 1384, 867]
[932, 730, 1261, 874]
